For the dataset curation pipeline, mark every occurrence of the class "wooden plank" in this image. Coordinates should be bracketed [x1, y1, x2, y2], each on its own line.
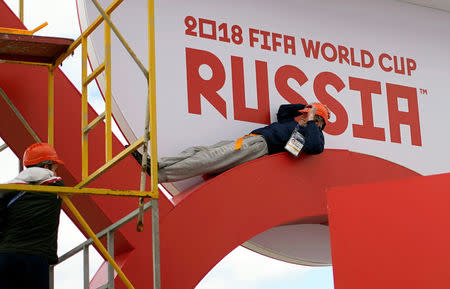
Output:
[0, 33, 73, 64]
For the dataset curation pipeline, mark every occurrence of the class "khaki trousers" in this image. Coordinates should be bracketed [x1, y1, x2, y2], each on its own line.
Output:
[158, 135, 268, 183]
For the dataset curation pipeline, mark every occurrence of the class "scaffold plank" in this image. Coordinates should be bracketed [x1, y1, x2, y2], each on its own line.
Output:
[0, 33, 73, 64]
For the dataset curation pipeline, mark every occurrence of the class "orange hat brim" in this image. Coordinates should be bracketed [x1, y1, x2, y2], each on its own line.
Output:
[298, 108, 310, 113]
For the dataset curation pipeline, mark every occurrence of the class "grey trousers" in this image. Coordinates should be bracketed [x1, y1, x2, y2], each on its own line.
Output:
[158, 135, 268, 183]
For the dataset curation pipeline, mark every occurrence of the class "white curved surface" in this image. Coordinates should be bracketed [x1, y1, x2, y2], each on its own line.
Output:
[244, 224, 331, 266]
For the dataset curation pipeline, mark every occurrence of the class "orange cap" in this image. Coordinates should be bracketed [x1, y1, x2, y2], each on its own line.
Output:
[299, 103, 330, 124]
[23, 142, 64, 167]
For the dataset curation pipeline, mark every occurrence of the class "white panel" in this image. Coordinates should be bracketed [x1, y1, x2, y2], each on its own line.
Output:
[400, 0, 450, 12]
[244, 224, 332, 266]
[77, 0, 450, 176]
[76, 0, 450, 265]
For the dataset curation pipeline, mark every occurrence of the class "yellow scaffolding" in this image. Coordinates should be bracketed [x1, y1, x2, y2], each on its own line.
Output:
[0, 0, 160, 288]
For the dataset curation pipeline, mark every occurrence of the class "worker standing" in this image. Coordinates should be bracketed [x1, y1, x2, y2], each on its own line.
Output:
[0, 143, 65, 289]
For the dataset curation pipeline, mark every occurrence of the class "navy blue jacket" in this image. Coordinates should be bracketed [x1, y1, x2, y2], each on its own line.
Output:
[0, 169, 63, 265]
[251, 104, 324, 155]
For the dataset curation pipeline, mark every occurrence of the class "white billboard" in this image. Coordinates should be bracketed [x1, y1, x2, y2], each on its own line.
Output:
[77, 0, 450, 176]
[77, 0, 450, 265]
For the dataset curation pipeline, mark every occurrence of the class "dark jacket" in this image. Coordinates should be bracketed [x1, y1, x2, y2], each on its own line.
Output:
[0, 167, 64, 264]
[251, 103, 324, 155]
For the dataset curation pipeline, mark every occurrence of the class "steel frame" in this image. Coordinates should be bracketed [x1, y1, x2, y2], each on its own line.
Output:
[0, 0, 161, 288]
[0, 89, 151, 289]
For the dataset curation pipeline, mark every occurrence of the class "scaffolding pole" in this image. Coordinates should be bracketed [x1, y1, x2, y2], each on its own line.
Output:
[0, 143, 8, 153]
[148, 0, 161, 288]
[19, 0, 23, 22]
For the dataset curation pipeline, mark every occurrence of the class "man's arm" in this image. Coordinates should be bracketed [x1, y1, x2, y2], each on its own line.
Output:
[301, 106, 324, 154]
[0, 189, 15, 207]
[277, 103, 307, 122]
[302, 121, 324, 154]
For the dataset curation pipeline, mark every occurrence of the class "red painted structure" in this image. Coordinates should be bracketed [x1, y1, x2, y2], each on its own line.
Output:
[1, 1, 443, 288]
[159, 150, 418, 288]
[328, 172, 450, 289]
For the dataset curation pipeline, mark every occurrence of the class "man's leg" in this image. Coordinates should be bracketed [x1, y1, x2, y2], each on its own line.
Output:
[0, 253, 24, 289]
[26, 254, 50, 289]
[158, 135, 268, 182]
[0, 253, 49, 289]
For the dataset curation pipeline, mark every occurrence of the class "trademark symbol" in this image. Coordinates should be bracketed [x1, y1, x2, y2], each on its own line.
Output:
[419, 88, 428, 95]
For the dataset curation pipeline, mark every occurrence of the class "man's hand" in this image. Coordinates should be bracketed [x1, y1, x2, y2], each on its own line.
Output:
[306, 106, 317, 121]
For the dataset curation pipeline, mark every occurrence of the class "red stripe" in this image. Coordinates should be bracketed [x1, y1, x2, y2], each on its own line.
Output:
[40, 177, 62, 185]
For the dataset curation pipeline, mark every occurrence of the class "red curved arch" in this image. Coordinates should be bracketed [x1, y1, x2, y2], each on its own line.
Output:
[160, 150, 419, 288]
